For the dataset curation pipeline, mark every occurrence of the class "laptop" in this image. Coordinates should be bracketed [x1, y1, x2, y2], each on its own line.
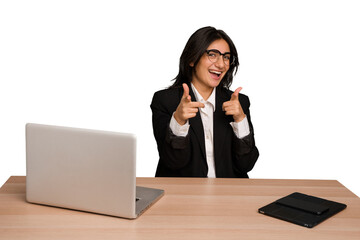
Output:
[26, 123, 164, 219]
[258, 192, 347, 228]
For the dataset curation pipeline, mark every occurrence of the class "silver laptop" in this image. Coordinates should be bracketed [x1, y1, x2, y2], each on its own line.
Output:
[25, 123, 164, 219]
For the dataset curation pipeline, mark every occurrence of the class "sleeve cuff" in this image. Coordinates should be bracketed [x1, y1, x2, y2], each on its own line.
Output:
[169, 112, 190, 137]
[230, 115, 250, 139]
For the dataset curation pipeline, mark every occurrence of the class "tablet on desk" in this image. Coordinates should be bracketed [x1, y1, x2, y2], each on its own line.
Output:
[258, 192, 347, 228]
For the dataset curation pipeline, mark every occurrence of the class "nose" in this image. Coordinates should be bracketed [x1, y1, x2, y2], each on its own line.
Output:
[214, 56, 226, 68]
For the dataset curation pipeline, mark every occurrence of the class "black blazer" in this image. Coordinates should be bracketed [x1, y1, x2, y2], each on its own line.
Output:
[150, 86, 259, 178]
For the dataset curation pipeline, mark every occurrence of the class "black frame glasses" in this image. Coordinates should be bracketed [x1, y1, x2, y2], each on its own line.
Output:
[205, 49, 236, 66]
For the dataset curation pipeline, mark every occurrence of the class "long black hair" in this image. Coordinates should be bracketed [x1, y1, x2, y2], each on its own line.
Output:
[170, 26, 239, 89]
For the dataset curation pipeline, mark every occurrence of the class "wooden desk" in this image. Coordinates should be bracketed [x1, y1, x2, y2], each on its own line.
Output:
[1, 176, 359, 239]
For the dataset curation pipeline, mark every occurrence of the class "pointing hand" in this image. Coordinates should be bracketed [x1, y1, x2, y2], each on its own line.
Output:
[222, 87, 246, 122]
[174, 83, 205, 125]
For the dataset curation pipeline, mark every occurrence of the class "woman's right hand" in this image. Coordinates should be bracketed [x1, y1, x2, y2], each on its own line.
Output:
[174, 83, 205, 125]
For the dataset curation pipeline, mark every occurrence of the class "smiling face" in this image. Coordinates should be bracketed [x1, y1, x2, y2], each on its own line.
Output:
[191, 39, 231, 97]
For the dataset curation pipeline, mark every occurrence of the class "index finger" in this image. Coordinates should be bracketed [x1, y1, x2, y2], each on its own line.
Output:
[189, 101, 205, 108]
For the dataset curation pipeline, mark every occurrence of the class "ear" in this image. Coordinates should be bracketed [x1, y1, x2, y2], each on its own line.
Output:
[189, 62, 194, 67]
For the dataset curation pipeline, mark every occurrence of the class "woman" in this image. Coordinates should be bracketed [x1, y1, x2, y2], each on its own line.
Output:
[151, 26, 259, 178]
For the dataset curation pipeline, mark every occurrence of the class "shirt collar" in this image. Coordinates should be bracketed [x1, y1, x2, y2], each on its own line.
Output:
[190, 83, 216, 111]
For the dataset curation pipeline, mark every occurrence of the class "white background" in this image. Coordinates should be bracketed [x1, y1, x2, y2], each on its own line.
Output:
[1, 0, 359, 196]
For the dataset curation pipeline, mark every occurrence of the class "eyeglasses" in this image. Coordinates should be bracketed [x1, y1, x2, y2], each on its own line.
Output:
[205, 49, 235, 66]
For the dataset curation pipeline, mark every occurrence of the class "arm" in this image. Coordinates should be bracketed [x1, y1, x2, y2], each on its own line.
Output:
[231, 95, 259, 174]
[151, 88, 201, 170]
[222, 88, 259, 175]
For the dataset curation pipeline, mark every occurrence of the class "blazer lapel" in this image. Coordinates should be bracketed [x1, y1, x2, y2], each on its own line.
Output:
[214, 88, 232, 170]
[188, 87, 206, 160]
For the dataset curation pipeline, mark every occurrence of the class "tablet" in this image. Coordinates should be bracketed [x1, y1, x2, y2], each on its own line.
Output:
[258, 192, 347, 228]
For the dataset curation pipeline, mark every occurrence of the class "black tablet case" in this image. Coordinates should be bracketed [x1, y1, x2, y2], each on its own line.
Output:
[258, 192, 347, 228]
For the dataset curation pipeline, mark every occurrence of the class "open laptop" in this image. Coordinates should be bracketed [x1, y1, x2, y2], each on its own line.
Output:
[26, 123, 164, 219]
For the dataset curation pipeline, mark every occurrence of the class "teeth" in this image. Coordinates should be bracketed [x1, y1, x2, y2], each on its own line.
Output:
[210, 70, 222, 75]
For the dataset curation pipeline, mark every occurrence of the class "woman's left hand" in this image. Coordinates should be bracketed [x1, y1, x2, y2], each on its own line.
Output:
[222, 87, 246, 122]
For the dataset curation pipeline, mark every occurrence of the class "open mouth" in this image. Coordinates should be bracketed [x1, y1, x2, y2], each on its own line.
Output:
[209, 70, 222, 78]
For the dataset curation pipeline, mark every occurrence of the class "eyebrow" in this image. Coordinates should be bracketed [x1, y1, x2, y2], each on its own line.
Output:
[207, 49, 231, 55]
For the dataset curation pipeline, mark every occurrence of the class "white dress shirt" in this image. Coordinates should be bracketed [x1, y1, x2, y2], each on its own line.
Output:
[169, 83, 250, 178]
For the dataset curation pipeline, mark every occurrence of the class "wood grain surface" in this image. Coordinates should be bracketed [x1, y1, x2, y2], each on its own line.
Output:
[0, 176, 359, 239]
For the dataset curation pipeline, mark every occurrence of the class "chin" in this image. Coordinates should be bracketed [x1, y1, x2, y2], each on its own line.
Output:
[209, 79, 223, 88]
[206, 82, 219, 89]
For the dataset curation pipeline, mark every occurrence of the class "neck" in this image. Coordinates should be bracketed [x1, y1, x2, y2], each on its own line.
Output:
[191, 82, 214, 101]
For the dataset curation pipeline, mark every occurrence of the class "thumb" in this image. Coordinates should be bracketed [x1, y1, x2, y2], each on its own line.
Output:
[182, 83, 190, 99]
[231, 87, 242, 101]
